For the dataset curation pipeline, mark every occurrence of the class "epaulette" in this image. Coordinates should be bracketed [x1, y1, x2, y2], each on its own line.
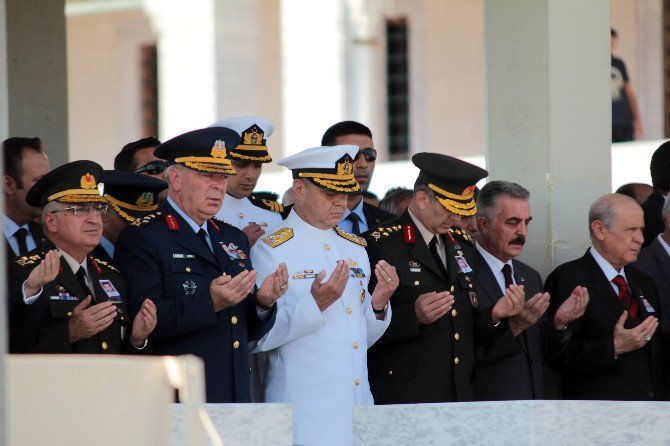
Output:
[14, 253, 43, 267]
[94, 258, 120, 274]
[448, 226, 474, 244]
[250, 195, 284, 213]
[212, 217, 235, 229]
[130, 211, 162, 227]
[367, 224, 403, 243]
[262, 227, 294, 248]
[334, 227, 367, 246]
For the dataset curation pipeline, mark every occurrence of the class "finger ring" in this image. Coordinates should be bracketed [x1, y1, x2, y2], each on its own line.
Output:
[385, 277, 391, 282]
[645, 335, 652, 342]
[280, 284, 287, 291]
[515, 305, 520, 309]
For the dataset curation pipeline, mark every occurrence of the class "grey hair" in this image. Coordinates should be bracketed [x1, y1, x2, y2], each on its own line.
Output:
[380, 187, 414, 215]
[164, 163, 183, 188]
[413, 184, 437, 201]
[476, 180, 530, 221]
[588, 193, 639, 240]
[663, 195, 670, 228]
[40, 201, 64, 225]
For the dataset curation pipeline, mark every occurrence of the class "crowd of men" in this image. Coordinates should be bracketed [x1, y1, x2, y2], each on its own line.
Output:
[3, 119, 670, 445]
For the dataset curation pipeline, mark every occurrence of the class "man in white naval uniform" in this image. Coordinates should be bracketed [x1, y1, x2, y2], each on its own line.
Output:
[251, 145, 399, 446]
[209, 117, 283, 245]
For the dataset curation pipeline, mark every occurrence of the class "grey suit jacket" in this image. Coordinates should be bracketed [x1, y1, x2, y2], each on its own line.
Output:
[635, 236, 670, 323]
[472, 249, 544, 400]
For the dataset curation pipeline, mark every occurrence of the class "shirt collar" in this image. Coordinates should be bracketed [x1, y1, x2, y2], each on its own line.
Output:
[167, 196, 209, 235]
[341, 198, 367, 225]
[475, 242, 512, 275]
[407, 207, 442, 247]
[589, 246, 626, 281]
[59, 248, 88, 276]
[99, 236, 115, 259]
[2, 214, 26, 239]
[657, 234, 670, 259]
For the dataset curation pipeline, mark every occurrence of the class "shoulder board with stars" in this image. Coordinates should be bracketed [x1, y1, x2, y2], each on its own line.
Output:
[334, 227, 367, 246]
[14, 252, 43, 267]
[367, 224, 403, 243]
[448, 227, 474, 244]
[130, 211, 162, 227]
[262, 227, 294, 248]
[249, 195, 284, 213]
[94, 258, 120, 274]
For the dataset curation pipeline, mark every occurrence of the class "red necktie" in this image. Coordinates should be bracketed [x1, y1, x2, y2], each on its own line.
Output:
[612, 275, 639, 322]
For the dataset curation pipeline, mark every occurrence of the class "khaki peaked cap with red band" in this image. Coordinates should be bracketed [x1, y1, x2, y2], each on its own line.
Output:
[412, 152, 488, 216]
[26, 160, 105, 208]
[154, 127, 241, 175]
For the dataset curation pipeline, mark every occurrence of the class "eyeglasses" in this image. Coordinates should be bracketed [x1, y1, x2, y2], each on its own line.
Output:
[135, 161, 167, 176]
[354, 148, 377, 163]
[50, 203, 109, 216]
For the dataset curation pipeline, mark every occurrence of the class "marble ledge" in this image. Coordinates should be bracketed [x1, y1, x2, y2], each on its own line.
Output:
[353, 400, 670, 446]
[172, 403, 293, 446]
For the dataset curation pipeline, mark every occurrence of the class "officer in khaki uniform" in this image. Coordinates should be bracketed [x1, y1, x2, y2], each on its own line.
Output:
[210, 117, 283, 245]
[364, 153, 526, 403]
[8, 160, 156, 353]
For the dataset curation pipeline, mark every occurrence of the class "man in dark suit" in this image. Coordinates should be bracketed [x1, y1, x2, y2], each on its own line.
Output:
[321, 121, 395, 234]
[641, 141, 670, 248]
[546, 193, 663, 400]
[365, 153, 525, 404]
[114, 127, 286, 403]
[471, 180, 549, 400]
[2, 137, 51, 259]
[8, 160, 156, 353]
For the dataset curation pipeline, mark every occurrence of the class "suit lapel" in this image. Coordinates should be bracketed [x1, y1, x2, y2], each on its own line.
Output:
[651, 239, 670, 284]
[472, 250, 504, 308]
[584, 251, 624, 319]
[208, 221, 232, 273]
[363, 202, 382, 227]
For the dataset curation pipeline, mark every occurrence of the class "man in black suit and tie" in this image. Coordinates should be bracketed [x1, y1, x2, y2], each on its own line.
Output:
[641, 141, 670, 248]
[321, 121, 395, 234]
[545, 193, 663, 400]
[2, 137, 51, 259]
[471, 181, 549, 400]
[365, 154, 526, 404]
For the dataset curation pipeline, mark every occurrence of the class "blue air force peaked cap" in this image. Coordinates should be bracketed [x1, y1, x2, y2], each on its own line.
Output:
[154, 127, 241, 175]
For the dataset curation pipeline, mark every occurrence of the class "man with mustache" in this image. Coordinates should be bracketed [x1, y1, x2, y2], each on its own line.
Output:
[210, 117, 283, 246]
[471, 180, 587, 400]
[545, 193, 663, 400]
[321, 121, 395, 235]
[114, 127, 287, 403]
[9, 161, 156, 354]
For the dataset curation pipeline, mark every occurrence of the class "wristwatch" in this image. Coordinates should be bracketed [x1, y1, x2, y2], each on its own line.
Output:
[372, 303, 388, 314]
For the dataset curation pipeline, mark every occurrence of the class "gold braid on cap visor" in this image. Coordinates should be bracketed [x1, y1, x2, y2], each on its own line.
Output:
[428, 183, 477, 216]
[48, 189, 106, 203]
[174, 157, 237, 175]
[298, 172, 361, 193]
[229, 150, 272, 162]
[104, 194, 159, 223]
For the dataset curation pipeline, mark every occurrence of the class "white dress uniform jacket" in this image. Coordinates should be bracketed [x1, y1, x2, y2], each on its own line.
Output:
[215, 195, 282, 230]
[251, 210, 391, 446]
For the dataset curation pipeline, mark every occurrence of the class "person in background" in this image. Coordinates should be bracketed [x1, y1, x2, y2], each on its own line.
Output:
[616, 182, 653, 206]
[611, 27, 643, 142]
[642, 141, 670, 248]
[114, 136, 166, 181]
[380, 187, 413, 217]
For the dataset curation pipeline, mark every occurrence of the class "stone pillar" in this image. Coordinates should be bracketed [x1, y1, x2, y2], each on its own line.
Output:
[143, 0, 217, 138]
[484, 0, 611, 275]
[0, 0, 6, 439]
[280, 0, 344, 156]
[5, 0, 69, 167]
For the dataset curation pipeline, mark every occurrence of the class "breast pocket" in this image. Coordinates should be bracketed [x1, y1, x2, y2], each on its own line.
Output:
[49, 299, 79, 319]
[169, 259, 205, 276]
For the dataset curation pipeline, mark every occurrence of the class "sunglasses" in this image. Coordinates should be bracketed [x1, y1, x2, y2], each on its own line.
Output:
[354, 148, 377, 163]
[135, 161, 167, 175]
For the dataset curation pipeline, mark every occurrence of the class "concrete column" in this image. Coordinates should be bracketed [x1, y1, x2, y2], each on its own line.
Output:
[484, 0, 611, 276]
[0, 0, 6, 437]
[280, 0, 344, 156]
[636, 0, 663, 140]
[5, 0, 68, 167]
[144, 0, 217, 139]
[344, 0, 375, 128]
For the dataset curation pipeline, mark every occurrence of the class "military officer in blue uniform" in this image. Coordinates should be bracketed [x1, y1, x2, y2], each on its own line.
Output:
[209, 116, 283, 245]
[8, 160, 157, 354]
[114, 127, 287, 403]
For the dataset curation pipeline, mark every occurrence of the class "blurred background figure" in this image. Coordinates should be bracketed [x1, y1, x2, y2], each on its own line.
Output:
[379, 187, 413, 216]
[615, 182, 653, 205]
[611, 27, 643, 142]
